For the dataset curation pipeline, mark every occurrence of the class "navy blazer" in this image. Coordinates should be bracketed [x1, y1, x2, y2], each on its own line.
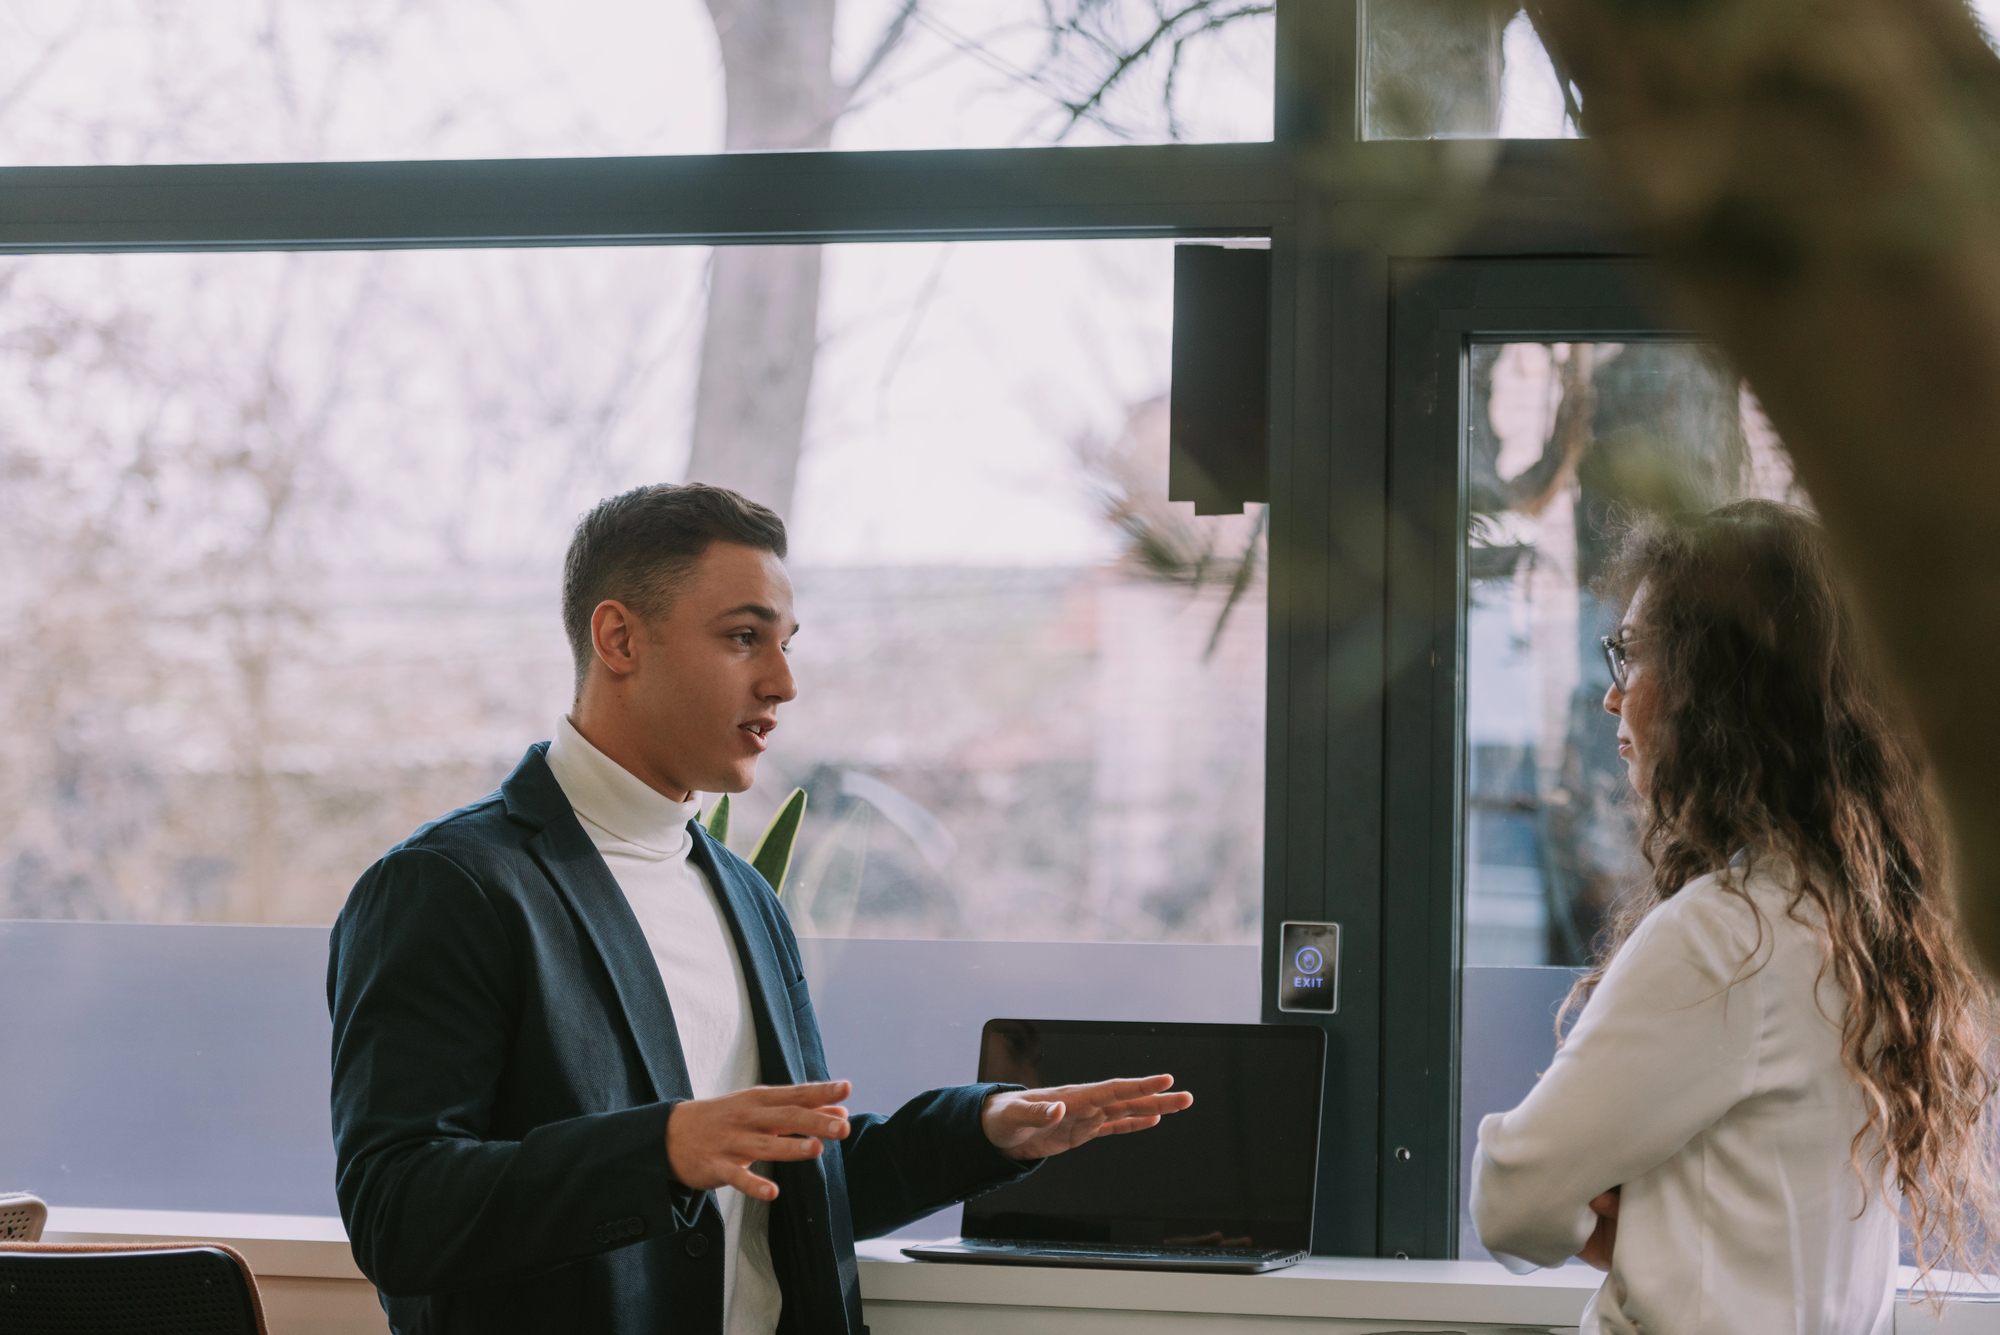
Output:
[328, 744, 1032, 1335]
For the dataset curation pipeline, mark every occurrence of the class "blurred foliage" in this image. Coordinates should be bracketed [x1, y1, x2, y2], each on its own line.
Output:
[1074, 396, 1267, 658]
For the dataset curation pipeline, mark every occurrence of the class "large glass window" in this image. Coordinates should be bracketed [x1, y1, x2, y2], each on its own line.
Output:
[0, 239, 1265, 945]
[0, 237, 1267, 1227]
[0, 0, 1271, 165]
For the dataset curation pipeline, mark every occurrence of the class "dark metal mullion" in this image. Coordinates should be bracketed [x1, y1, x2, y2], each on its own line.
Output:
[1266, 180, 1391, 1255]
[0, 142, 1625, 257]
[1317, 237, 1392, 1258]
[1378, 266, 1470, 1259]
[1276, 0, 1361, 146]
[1263, 201, 1301, 1055]
[0, 144, 1293, 253]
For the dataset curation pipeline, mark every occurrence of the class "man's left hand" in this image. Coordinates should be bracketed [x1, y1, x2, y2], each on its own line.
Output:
[981, 1074, 1193, 1161]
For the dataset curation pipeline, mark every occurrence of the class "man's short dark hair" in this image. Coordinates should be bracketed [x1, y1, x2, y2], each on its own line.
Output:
[562, 482, 787, 687]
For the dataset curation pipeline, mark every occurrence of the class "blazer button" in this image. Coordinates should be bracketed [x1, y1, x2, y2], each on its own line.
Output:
[684, 1233, 710, 1258]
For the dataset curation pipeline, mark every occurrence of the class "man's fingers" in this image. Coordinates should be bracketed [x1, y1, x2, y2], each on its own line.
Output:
[1034, 1075, 1180, 1108]
[1095, 1092, 1193, 1119]
[754, 1104, 850, 1140]
[1082, 1074, 1176, 1100]
[725, 1164, 780, 1202]
[1091, 1115, 1163, 1137]
[752, 1080, 852, 1108]
[751, 1134, 827, 1162]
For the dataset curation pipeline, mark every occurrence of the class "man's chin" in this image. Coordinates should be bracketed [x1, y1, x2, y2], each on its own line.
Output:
[707, 764, 759, 796]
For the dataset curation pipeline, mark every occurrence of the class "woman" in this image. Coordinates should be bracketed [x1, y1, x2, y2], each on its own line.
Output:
[1471, 501, 1994, 1333]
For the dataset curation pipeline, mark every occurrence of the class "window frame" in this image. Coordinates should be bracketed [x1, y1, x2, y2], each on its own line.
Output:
[0, 0, 1662, 1257]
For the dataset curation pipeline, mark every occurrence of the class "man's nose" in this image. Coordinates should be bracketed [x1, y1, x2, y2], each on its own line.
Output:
[764, 652, 798, 704]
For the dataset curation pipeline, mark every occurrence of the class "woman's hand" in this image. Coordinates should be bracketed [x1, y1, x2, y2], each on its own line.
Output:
[1578, 1187, 1620, 1270]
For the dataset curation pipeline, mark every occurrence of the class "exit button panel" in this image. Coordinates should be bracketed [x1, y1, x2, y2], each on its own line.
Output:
[1278, 921, 1340, 1013]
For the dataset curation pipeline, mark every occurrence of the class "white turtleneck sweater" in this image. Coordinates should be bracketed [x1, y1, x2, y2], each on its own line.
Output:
[545, 716, 781, 1335]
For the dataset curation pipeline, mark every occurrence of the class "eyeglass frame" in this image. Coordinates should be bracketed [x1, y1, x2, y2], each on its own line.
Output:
[1600, 631, 1647, 693]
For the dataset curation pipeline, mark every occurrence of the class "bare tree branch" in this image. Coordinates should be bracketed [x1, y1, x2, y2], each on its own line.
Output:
[1039, 0, 1273, 142]
[840, 0, 924, 109]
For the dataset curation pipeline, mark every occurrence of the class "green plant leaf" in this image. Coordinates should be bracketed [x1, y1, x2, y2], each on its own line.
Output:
[749, 787, 808, 897]
[701, 793, 730, 845]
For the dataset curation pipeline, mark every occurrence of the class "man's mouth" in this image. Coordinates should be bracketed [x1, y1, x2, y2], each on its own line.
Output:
[741, 719, 777, 751]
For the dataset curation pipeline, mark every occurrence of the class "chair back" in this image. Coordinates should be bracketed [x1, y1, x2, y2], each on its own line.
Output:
[0, 1241, 268, 1335]
[0, 1192, 47, 1242]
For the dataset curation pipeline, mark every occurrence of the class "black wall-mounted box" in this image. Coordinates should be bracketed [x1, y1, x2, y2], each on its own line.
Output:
[1278, 921, 1340, 1014]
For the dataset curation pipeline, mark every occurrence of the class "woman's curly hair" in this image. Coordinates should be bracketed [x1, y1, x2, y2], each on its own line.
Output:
[1567, 499, 1996, 1281]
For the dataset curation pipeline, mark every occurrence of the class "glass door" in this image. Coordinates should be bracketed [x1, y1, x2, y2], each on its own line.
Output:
[1379, 258, 1804, 1258]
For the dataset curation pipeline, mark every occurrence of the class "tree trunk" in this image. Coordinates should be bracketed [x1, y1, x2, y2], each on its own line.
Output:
[687, 0, 842, 520]
[1529, 0, 2000, 968]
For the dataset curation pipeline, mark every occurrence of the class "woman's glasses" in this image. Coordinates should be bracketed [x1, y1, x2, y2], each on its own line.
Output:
[1600, 631, 1645, 693]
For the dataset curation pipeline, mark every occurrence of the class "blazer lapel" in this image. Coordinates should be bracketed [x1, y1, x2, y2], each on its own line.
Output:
[503, 745, 696, 1104]
[689, 824, 807, 1086]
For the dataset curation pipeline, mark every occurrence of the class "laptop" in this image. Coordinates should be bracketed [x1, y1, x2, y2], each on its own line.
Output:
[902, 1019, 1325, 1274]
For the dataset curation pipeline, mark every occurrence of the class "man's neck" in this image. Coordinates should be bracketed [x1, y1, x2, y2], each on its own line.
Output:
[548, 716, 700, 856]
[567, 704, 694, 804]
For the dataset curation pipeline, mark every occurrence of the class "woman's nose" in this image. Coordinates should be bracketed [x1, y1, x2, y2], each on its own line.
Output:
[1603, 681, 1622, 717]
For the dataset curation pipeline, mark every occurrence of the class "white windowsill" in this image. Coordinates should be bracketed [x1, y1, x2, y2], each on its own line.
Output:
[855, 1237, 1601, 1325]
[36, 1210, 2000, 1333]
[42, 1207, 365, 1281]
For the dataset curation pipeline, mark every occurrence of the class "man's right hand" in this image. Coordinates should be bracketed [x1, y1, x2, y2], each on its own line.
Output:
[665, 1080, 852, 1202]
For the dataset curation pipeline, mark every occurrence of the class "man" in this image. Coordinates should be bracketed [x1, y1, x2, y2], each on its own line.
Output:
[328, 483, 1191, 1335]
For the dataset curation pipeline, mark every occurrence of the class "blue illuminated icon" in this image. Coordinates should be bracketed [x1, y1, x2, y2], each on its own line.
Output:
[1294, 946, 1324, 976]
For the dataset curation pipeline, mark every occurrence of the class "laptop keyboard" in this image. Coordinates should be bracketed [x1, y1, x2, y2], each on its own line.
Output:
[960, 1240, 1299, 1262]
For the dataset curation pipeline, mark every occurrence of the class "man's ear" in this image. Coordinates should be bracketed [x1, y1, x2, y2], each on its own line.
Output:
[590, 599, 644, 679]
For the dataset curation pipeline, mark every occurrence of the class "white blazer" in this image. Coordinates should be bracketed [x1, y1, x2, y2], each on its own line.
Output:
[1471, 858, 1896, 1334]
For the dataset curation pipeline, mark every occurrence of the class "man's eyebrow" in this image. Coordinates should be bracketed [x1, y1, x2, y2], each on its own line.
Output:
[715, 603, 778, 622]
[714, 603, 800, 634]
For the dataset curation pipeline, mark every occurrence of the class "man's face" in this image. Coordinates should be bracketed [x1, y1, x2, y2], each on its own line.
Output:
[615, 541, 797, 799]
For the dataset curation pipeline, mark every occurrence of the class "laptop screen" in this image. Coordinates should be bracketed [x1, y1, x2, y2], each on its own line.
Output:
[964, 1019, 1325, 1252]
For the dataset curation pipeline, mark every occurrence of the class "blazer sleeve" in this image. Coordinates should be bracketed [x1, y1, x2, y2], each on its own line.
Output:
[839, 1082, 1040, 1240]
[328, 846, 700, 1297]
[1470, 878, 1767, 1270]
